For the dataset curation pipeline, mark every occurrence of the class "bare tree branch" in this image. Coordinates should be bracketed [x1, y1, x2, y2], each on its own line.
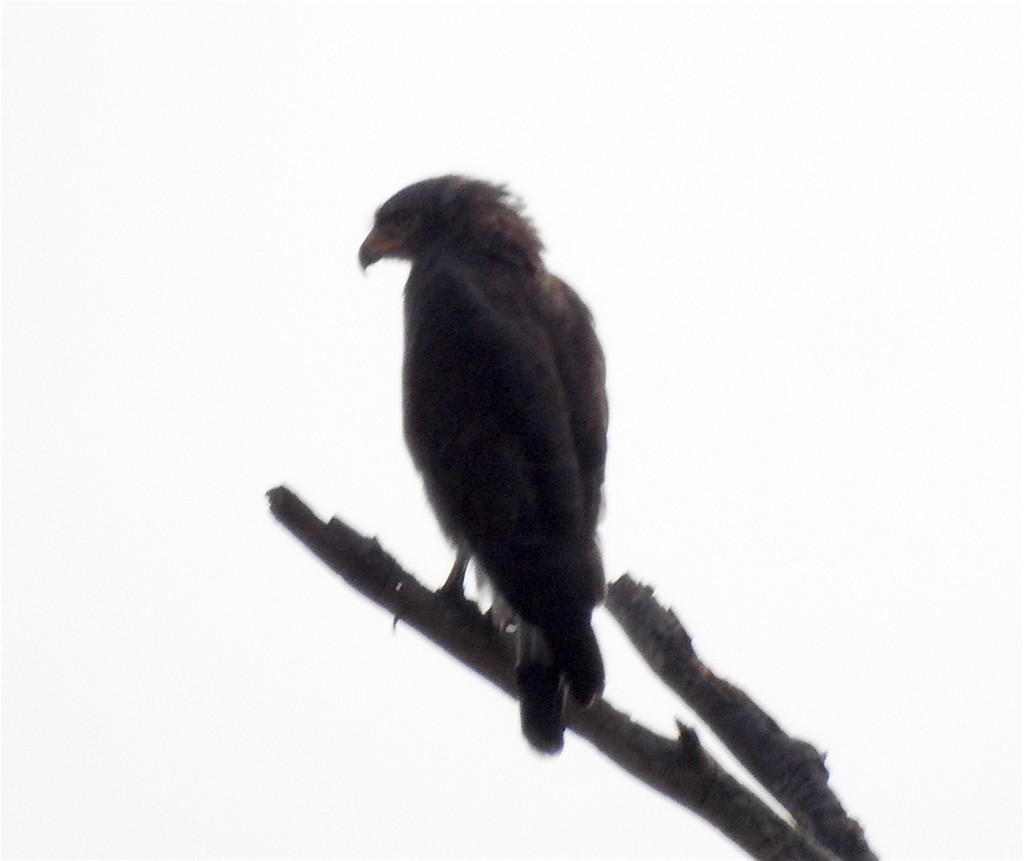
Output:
[267, 485, 874, 861]
[605, 577, 877, 861]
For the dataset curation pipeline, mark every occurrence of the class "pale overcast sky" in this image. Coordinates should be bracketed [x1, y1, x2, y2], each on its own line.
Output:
[3, 2, 1021, 859]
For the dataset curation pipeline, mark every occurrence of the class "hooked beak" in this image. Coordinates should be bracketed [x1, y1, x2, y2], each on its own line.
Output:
[358, 227, 403, 271]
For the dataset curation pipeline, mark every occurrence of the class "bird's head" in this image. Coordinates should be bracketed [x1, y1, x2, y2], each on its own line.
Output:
[359, 175, 542, 271]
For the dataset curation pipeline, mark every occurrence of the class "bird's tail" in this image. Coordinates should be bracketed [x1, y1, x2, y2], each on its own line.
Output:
[487, 579, 604, 754]
[516, 623, 566, 754]
[546, 622, 604, 707]
[515, 618, 604, 755]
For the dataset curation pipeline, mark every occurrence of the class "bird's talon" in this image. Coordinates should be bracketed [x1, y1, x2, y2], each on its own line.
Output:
[438, 548, 470, 598]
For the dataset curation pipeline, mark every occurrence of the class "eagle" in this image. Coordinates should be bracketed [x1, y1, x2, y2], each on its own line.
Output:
[359, 175, 608, 754]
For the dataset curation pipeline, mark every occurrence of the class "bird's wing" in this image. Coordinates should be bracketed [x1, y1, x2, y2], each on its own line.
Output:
[540, 276, 609, 530]
[402, 263, 586, 554]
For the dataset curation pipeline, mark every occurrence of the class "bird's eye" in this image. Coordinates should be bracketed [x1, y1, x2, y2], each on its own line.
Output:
[389, 210, 416, 231]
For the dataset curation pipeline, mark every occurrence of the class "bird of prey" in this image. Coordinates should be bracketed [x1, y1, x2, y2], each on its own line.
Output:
[359, 175, 608, 754]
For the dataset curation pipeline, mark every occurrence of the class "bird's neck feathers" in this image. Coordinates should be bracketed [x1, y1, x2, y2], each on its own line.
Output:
[471, 208, 544, 273]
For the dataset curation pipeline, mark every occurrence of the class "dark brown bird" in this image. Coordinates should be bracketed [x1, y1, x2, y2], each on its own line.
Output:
[359, 175, 608, 753]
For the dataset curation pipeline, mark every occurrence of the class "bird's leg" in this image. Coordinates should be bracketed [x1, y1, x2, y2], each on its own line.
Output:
[488, 591, 516, 633]
[438, 546, 470, 597]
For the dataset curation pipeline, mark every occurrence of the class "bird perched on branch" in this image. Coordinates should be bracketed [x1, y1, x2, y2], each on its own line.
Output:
[359, 175, 608, 754]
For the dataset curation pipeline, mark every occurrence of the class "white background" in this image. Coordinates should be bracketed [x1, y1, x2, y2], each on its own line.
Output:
[3, 3, 1021, 859]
